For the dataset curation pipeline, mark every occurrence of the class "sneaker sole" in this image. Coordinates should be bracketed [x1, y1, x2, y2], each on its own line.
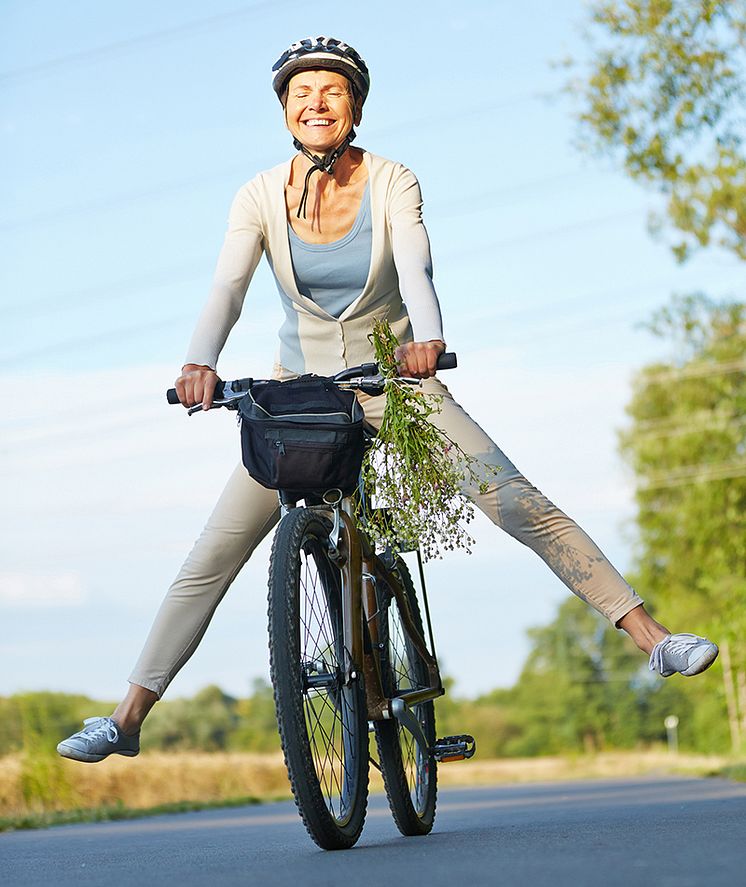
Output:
[680, 644, 719, 677]
[56, 745, 140, 763]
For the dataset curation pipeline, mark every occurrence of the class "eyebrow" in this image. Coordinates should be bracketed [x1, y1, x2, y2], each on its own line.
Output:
[290, 82, 349, 92]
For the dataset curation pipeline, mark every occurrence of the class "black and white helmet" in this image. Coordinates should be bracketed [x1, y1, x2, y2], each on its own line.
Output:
[271, 36, 370, 104]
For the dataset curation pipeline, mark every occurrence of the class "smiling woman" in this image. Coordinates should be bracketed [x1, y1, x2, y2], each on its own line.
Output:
[56, 34, 719, 774]
[283, 70, 368, 241]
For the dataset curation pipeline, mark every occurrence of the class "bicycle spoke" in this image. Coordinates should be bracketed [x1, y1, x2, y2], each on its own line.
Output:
[295, 535, 360, 824]
[269, 510, 368, 849]
[384, 594, 432, 815]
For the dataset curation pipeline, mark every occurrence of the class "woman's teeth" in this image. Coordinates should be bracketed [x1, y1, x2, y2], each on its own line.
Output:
[304, 120, 332, 126]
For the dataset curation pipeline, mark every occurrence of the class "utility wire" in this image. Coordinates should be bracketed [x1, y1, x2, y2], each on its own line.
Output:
[639, 460, 746, 490]
[632, 411, 746, 438]
[0, 204, 674, 367]
[0, 97, 555, 233]
[3, 344, 745, 449]
[639, 357, 746, 384]
[0, 315, 194, 368]
[2, 261, 211, 318]
[3, 258, 742, 370]
[0, 2, 295, 84]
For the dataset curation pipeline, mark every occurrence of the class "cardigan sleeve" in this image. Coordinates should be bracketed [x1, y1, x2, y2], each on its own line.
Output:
[183, 180, 264, 369]
[388, 166, 444, 344]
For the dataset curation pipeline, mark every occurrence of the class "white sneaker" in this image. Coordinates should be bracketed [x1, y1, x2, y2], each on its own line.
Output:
[57, 717, 140, 763]
[649, 633, 719, 678]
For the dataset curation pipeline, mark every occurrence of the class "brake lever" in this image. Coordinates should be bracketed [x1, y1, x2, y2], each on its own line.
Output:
[186, 396, 242, 416]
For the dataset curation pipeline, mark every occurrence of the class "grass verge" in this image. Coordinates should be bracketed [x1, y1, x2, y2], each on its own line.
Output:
[0, 794, 291, 833]
[3, 750, 744, 833]
[713, 763, 746, 782]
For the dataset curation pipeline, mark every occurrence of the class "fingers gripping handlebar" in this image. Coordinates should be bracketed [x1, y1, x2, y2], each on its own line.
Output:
[165, 378, 248, 405]
[165, 352, 457, 406]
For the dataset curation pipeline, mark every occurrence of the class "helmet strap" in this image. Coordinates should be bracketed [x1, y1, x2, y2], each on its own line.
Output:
[293, 129, 357, 219]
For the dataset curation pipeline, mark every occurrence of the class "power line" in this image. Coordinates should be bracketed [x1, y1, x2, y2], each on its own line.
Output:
[639, 358, 746, 385]
[0, 170, 248, 233]
[633, 411, 746, 439]
[3, 258, 741, 370]
[3, 261, 212, 318]
[639, 460, 746, 490]
[0, 98, 554, 233]
[0, 307, 279, 368]
[438, 208, 644, 261]
[4, 338, 745, 448]
[0, 315, 193, 368]
[0, 2, 293, 84]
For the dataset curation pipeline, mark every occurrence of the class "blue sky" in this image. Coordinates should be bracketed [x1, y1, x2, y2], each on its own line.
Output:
[2, 1, 741, 701]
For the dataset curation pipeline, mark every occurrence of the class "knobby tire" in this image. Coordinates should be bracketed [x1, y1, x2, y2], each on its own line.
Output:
[374, 557, 438, 836]
[268, 508, 369, 850]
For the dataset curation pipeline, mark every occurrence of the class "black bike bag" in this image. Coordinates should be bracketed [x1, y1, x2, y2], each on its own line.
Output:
[237, 375, 366, 495]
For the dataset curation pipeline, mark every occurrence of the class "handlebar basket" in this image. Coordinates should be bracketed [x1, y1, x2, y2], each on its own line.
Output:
[237, 376, 366, 496]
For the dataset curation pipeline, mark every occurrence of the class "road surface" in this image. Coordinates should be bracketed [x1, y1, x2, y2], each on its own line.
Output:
[4, 777, 745, 886]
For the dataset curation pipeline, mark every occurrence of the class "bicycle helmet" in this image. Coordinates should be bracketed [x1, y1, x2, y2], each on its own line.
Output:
[271, 36, 370, 105]
[271, 37, 370, 219]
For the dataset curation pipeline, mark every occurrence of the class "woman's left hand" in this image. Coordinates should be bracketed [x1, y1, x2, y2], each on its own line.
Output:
[394, 339, 446, 379]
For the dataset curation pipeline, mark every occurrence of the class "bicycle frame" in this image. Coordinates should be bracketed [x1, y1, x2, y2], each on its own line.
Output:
[323, 498, 444, 732]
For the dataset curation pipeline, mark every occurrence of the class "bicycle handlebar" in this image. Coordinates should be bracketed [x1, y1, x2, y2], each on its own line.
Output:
[166, 352, 458, 407]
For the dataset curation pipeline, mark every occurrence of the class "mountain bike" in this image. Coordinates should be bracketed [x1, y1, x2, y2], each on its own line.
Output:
[167, 355, 475, 850]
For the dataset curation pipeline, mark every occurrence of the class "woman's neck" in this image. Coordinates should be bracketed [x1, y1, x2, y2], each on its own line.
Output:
[291, 145, 364, 189]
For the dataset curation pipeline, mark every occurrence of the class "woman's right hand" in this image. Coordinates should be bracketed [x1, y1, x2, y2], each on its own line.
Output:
[174, 364, 220, 410]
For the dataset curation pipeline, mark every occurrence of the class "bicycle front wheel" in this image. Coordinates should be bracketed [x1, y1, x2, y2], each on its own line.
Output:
[268, 508, 369, 850]
[374, 557, 438, 836]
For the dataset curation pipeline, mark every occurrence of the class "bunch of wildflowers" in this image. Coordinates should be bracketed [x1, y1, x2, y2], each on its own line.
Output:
[356, 320, 499, 560]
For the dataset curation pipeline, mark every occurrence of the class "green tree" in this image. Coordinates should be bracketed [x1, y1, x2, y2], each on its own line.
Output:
[231, 679, 281, 753]
[495, 598, 691, 756]
[570, 0, 746, 261]
[142, 684, 240, 751]
[620, 294, 746, 749]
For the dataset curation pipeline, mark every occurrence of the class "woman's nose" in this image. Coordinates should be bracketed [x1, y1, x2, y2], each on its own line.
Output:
[307, 91, 327, 110]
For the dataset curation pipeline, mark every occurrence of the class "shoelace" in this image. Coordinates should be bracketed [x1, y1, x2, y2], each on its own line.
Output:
[649, 633, 700, 673]
[79, 717, 119, 745]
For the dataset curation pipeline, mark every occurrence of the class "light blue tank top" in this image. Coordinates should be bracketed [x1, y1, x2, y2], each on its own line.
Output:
[288, 183, 372, 318]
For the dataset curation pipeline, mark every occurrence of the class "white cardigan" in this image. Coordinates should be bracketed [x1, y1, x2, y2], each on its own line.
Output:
[185, 151, 444, 376]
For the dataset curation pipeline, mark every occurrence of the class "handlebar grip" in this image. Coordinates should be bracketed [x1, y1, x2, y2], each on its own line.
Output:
[166, 381, 225, 405]
[436, 352, 457, 370]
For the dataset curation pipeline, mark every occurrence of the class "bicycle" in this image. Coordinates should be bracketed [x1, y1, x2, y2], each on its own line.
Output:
[167, 354, 475, 850]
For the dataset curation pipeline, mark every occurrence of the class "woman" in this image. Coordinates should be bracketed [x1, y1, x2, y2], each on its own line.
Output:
[58, 36, 717, 763]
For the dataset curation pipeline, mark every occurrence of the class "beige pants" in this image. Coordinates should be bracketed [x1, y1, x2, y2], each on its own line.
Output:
[129, 376, 642, 697]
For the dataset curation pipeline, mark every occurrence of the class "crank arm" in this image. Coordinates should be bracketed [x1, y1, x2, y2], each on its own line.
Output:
[390, 697, 431, 762]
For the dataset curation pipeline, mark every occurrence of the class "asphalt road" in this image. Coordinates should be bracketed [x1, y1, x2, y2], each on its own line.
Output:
[4, 777, 746, 887]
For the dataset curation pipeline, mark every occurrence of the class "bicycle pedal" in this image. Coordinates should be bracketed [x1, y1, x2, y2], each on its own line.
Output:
[431, 734, 476, 763]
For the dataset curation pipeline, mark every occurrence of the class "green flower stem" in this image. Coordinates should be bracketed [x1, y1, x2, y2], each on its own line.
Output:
[356, 320, 499, 560]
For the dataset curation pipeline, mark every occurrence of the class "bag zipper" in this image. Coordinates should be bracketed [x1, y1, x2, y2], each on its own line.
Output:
[246, 392, 352, 422]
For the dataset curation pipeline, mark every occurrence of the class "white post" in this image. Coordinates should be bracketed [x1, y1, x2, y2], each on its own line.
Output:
[664, 715, 679, 754]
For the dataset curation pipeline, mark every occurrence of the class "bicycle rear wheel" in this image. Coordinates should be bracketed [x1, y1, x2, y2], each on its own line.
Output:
[268, 507, 369, 850]
[374, 557, 438, 836]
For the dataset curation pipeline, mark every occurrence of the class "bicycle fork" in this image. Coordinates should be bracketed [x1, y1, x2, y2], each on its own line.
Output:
[326, 501, 476, 764]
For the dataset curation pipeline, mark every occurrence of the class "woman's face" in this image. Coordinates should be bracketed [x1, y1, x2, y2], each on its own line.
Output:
[284, 69, 361, 154]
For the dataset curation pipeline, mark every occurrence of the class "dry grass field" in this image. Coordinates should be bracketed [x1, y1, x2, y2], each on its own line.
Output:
[0, 749, 733, 821]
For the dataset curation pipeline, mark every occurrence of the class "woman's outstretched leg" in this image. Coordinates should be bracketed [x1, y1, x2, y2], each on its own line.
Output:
[367, 378, 718, 678]
[57, 463, 279, 762]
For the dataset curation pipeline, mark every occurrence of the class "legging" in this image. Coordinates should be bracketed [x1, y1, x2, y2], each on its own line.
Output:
[129, 374, 642, 697]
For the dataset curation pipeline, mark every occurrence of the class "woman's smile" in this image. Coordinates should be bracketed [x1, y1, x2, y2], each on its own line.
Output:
[285, 69, 359, 153]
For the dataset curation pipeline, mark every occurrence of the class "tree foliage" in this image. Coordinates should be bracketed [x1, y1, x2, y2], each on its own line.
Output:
[620, 295, 746, 635]
[571, 0, 746, 261]
[621, 293, 746, 747]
